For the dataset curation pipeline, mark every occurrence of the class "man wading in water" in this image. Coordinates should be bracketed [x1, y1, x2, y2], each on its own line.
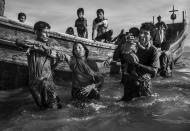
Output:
[121, 29, 159, 101]
[16, 21, 62, 109]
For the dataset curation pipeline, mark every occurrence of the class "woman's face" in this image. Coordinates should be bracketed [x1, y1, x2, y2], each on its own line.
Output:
[74, 43, 86, 58]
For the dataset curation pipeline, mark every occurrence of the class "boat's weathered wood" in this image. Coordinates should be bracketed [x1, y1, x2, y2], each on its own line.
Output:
[0, 16, 115, 63]
[0, 14, 188, 89]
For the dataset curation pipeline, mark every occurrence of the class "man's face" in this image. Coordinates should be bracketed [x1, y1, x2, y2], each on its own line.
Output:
[97, 12, 104, 20]
[36, 27, 50, 42]
[139, 30, 151, 47]
[19, 16, 26, 23]
[78, 12, 84, 19]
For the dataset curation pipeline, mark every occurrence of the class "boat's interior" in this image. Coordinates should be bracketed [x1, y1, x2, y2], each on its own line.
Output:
[166, 23, 185, 43]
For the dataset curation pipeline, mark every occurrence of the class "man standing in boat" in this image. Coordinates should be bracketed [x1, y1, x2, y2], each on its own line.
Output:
[0, 0, 5, 16]
[16, 21, 62, 109]
[92, 9, 113, 42]
[121, 29, 159, 101]
[154, 15, 168, 47]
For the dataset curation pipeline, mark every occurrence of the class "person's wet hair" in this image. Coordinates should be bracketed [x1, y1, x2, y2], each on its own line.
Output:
[18, 12, 26, 20]
[34, 21, 51, 31]
[97, 9, 104, 15]
[77, 8, 84, 15]
[72, 42, 89, 58]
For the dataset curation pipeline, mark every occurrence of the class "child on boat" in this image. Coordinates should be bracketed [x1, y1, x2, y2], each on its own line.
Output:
[75, 8, 88, 38]
[92, 9, 113, 42]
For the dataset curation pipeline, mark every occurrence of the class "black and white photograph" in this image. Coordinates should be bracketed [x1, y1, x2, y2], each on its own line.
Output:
[0, 0, 190, 131]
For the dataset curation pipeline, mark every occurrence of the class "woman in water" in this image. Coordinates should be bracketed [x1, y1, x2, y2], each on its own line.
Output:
[58, 42, 109, 101]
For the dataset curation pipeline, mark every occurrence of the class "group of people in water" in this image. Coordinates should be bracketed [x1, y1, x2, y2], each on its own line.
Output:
[0, 2, 173, 109]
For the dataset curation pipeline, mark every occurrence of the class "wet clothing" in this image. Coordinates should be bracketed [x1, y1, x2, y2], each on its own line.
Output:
[0, 0, 5, 16]
[159, 51, 173, 77]
[92, 18, 112, 42]
[122, 44, 159, 100]
[75, 17, 88, 38]
[136, 44, 160, 76]
[66, 57, 104, 101]
[16, 39, 61, 109]
[122, 73, 152, 101]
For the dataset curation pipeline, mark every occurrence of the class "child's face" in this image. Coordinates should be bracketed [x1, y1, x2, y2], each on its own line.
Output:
[78, 12, 84, 18]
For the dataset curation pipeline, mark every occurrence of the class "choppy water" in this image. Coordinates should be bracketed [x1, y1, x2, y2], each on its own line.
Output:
[0, 61, 190, 131]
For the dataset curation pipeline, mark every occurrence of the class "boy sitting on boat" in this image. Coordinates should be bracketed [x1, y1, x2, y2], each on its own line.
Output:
[92, 9, 113, 43]
[75, 8, 88, 38]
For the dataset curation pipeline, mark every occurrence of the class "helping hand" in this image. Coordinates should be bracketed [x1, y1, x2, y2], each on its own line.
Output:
[81, 84, 96, 96]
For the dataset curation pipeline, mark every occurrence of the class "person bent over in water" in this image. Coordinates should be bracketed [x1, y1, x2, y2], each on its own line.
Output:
[121, 29, 159, 101]
[16, 21, 62, 109]
[57, 42, 112, 101]
[92, 9, 113, 43]
[75, 8, 88, 38]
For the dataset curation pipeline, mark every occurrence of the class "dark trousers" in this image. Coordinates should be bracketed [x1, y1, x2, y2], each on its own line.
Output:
[30, 79, 61, 109]
[122, 74, 152, 101]
[95, 30, 113, 42]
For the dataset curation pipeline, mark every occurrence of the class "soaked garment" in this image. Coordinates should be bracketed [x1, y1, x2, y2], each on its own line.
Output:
[16, 39, 61, 109]
[122, 44, 159, 101]
[68, 57, 104, 101]
[159, 51, 173, 77]
[75, 17, 88, 38]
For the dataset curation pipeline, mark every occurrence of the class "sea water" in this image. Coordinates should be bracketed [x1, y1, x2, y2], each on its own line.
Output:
[1, 33, 190, 131]
[0, 61, 190, 131]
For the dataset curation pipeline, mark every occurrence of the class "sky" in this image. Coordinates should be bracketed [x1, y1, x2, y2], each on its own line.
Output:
[4, 0, 190, 39]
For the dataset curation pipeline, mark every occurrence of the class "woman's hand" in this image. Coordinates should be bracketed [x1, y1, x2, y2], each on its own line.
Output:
[81, 84, 96, 96]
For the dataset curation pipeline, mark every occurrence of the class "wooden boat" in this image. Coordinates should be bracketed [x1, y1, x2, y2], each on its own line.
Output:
[0, 7, 188, 89]
[110, 8, 188, 74]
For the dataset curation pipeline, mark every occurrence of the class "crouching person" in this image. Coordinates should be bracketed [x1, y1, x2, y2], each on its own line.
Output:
[121, 30, 160, 101]
[16, 21, 62, 109]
